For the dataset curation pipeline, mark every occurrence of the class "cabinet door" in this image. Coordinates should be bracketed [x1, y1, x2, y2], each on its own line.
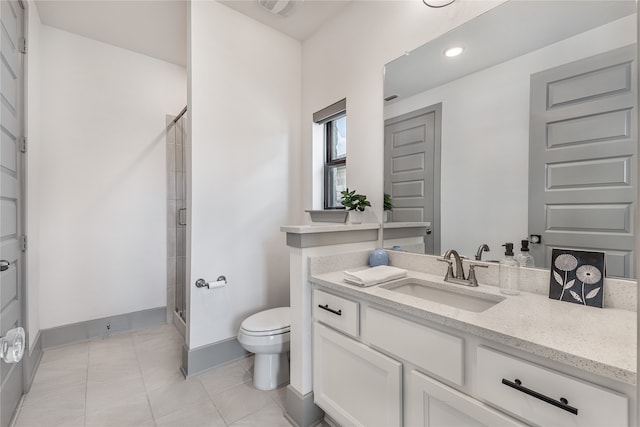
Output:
[408, 370, 526, 427]
[313, 323, 402, 427]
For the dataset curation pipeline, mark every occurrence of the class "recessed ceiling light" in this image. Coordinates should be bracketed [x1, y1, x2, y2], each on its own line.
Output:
[444, 46, 464, 58]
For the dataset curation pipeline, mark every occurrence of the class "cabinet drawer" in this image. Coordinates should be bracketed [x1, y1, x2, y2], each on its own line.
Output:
[364, 307, 464, 386]
[313, 289, 359, 338]
[477, 346, 628, 427]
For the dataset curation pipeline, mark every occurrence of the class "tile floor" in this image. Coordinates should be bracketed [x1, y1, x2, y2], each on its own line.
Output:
[13, 324, 301, 427]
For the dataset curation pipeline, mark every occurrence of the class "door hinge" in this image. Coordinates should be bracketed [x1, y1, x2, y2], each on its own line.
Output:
[19, 37, 27, 54]
[18, 136, 26, 153]
[20, 235, 27, 251]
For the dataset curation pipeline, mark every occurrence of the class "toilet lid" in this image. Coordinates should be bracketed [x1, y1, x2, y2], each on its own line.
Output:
[241, 307, 290, 334]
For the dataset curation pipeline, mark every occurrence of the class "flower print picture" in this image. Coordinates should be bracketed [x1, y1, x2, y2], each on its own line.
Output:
[548, 249, 605, 308]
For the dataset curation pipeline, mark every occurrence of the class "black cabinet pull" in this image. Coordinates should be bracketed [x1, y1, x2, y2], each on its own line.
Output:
[502, 378, 578, 415]
[318, 304, 342, 316]
[0, 260, 9, 272]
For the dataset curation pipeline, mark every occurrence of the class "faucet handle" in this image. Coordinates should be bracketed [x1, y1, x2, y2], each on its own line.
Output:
[438, 258, 454, 280]
[467, 263, 489, 286]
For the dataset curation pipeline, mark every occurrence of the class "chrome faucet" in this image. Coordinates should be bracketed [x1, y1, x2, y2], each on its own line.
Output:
[439, 249, 488, 287]
[475, 244, 490, 261]
[443, 249, 465, 280]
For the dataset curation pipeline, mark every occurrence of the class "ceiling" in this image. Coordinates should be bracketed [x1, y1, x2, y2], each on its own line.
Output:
[384, 0, 637, 102]
[218, 0, 351, 41]
[34, 0, 352, 68]
[35, 0, 188, 66]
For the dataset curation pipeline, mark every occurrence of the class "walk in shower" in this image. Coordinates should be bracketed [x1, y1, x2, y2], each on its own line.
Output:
[167, 107, 187, 333]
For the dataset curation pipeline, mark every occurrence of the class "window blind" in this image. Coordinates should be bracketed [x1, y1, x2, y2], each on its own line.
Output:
[313, 98, 346, 124]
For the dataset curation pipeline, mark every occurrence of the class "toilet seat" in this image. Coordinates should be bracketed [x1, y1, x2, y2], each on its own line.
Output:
[240, 326, 289, 337]
[240, 307, 290, 336]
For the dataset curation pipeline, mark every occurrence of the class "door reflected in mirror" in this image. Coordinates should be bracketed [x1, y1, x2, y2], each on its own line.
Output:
[383, 0, 637, 278]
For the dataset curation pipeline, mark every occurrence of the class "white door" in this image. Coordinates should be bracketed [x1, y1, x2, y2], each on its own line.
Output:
[0, 1, 26, 426]
[384, 104, 441, 255]
[407, 370, 525, 427]
[529, 45, 637, 278]
[313, 323, 402, 427]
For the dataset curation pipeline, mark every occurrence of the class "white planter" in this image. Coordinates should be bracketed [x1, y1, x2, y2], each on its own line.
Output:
[349, 210, 364, 224]
[305, 210, 348, 223]
[383, 211, 389, 223]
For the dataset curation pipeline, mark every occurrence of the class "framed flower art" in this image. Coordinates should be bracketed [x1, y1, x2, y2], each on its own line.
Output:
[548, 249, 605, 308]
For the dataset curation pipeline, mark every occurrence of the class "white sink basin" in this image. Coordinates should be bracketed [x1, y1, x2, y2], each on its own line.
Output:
[381, 279, 504, 313]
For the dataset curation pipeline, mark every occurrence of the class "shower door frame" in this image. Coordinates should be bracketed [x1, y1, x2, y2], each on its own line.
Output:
[166, 109, 188, 334]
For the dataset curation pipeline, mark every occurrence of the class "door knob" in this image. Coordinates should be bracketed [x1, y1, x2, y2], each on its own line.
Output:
[0, 327, 25, 363]
[0, 260, 9, 272]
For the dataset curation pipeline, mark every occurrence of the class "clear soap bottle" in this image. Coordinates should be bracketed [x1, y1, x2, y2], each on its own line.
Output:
[499, 242, 519, 295]
[514, 239, 535, 268]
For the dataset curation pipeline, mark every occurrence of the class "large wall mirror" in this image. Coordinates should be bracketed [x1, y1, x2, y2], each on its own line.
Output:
[383, 0, 637, 279]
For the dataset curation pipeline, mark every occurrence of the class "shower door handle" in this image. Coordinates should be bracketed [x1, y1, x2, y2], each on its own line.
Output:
[178, 209, 187, 226]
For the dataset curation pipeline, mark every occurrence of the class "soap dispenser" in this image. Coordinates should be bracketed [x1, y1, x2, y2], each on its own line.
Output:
[515, 239, 535, 268]
[499, 242, 519, 295]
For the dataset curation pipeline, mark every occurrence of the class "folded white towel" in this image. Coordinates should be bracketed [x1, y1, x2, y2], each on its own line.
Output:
[343, 265, 408, 287]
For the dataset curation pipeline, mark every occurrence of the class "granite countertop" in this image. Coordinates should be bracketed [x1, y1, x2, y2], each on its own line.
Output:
[311, 269, 637, 386]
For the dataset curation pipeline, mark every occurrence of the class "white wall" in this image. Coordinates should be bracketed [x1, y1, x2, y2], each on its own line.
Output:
[37, 25, 187, 329]
[26, 0, 43, 348]
[301, 1, 504, 221]
[188, 1, 300, 349]
[385, 15, 636, 259]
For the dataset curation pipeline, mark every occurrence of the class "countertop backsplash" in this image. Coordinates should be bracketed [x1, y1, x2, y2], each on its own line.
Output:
[308, 249, 637, 311]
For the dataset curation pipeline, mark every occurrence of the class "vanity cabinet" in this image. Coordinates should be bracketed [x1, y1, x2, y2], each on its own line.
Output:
[312, 287, 632, 427]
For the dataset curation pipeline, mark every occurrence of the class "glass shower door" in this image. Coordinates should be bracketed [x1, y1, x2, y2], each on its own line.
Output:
[167, 110, 187, 324]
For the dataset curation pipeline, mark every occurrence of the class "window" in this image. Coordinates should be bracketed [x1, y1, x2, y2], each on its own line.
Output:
[313, 99, 347, 209]
[325, 114, 346, 208]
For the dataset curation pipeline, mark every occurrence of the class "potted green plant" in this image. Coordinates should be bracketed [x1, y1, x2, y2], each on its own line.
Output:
[340, 188, 371, 223]
[383, 193, 393, 222]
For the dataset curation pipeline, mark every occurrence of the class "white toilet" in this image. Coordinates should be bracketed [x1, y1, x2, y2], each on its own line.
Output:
[237, 306, 290, 391]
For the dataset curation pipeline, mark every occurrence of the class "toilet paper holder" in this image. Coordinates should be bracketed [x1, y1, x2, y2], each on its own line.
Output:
[195, 276, 227, 289]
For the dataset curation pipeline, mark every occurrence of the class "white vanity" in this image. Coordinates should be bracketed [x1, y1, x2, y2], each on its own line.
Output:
[309, 250, 636, 427]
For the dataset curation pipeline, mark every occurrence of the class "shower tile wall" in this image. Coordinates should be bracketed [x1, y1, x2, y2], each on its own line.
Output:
[167, 114, 187, 325]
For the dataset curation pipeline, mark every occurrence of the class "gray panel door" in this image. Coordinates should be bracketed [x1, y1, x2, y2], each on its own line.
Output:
[384, 104, 441, 255]
[529, 45, 637, 278]
[0, 1, 25, 425]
